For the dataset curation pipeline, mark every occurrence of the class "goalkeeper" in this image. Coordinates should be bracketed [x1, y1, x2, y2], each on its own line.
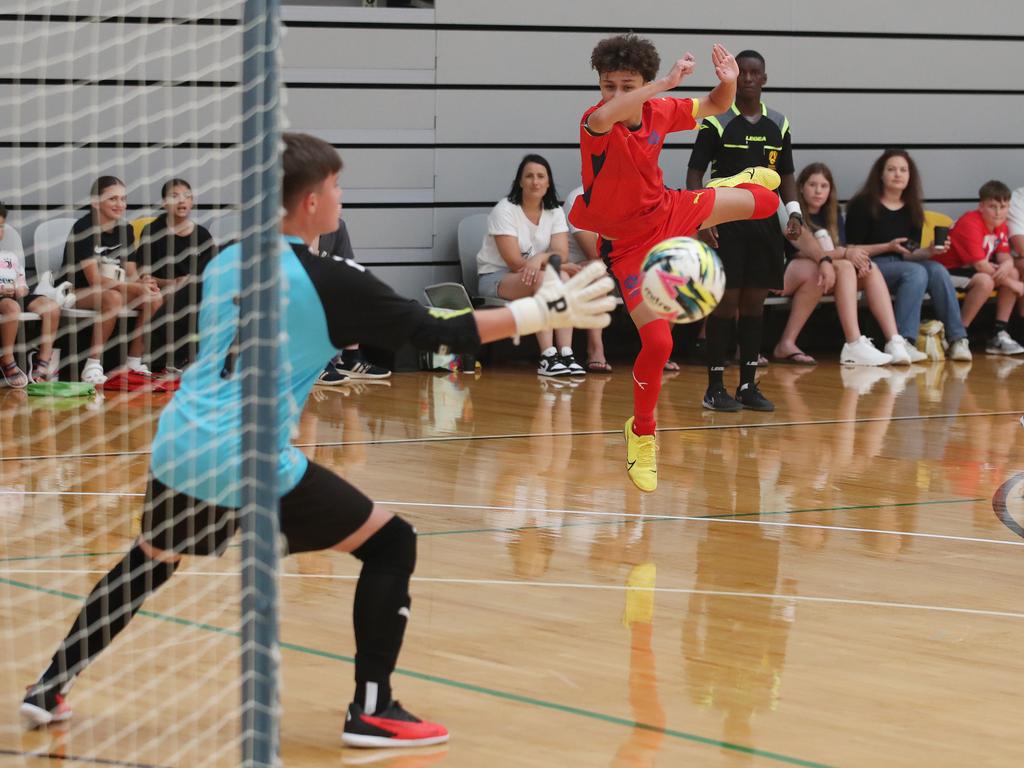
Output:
[21, 132, 616, 749]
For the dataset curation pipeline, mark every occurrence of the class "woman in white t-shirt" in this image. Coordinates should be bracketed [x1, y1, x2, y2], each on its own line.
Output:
[476, 155, 582, 376]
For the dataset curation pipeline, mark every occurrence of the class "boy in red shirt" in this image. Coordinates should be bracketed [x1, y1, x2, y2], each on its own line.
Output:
[937, 180, 1024, 355]
[569, 33, 782, 492]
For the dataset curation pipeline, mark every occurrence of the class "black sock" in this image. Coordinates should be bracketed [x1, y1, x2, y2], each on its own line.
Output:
[36, 543, 178, 692]
[994, 320, 1008, 336]
[737, 314, 763, 387]
[705, 315, 733, 388]
[351, 517, 416, 715]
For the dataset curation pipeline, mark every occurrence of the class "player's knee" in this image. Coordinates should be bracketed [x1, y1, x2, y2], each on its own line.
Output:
[639, 320, 673, 361]
[136, 536, 182, 569]
[974, 272, 995, 292]
[353, 515, 417, 575]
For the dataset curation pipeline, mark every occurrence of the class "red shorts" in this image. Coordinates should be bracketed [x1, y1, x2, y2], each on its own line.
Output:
[599, 188, 717, 311]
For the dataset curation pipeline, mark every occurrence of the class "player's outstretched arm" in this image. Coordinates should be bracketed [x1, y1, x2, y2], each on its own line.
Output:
[477, 261, 616, 343]
[694, 44, 737, 119]
[587, 54, 696, 135]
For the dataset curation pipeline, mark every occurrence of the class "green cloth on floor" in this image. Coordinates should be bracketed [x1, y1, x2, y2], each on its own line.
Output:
[26, 382, 96, 398]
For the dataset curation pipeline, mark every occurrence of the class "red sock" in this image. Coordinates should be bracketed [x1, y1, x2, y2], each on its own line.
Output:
[737, 183, 779, 219]
[632, 320, 673, 436]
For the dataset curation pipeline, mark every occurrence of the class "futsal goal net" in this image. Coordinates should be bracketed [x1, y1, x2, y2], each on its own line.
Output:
[0, 2, 281, 765]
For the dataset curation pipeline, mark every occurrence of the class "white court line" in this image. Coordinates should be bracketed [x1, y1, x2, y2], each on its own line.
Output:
[0, 490, 1014, 548]
[378, 499, 1024, 548]
[6, 568, 1024, 621]
[0, 409, 1019, 461]
[0, 490, 144, 497]
[292, 409, 1024, 448]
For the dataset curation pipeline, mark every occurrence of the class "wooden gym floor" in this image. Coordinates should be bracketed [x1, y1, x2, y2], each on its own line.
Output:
[2, 355, 1024, 767]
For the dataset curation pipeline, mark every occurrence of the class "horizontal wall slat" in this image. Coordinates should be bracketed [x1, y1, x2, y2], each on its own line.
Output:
[0, 85, 242, 143]
[435, 30, 1024, 91]
[435, 0, 1022, 36]
[433, 90, 1024, 145]
[1, 21, 239, 81]
[282, 26, 435, 70]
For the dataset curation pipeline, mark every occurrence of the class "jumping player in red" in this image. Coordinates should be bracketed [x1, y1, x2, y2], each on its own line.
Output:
[569, 34, 782, 492]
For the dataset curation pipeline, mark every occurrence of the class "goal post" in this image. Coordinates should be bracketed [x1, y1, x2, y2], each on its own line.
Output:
[0, 3, 283, 765]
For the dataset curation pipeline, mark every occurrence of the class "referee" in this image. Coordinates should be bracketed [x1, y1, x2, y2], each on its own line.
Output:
[686, 50, 810, 413]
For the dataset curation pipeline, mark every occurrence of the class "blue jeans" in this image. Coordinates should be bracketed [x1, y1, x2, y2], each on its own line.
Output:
[873, 256, 967, 343]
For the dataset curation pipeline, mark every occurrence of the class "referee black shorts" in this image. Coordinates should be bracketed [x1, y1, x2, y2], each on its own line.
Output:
[715, 217, 786, 290]
[141, 461, 374, 557]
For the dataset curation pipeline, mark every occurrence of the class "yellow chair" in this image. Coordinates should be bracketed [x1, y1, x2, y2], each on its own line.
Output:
[921, 210, 953, 248]
[130, 216, 157, 244]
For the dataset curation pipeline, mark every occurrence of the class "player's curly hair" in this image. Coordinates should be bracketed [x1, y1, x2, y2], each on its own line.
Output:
[590, 34, 660, 82]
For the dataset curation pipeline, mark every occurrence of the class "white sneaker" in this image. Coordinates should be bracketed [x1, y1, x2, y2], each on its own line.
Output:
[886, 336, 927, 363]
[537, 353, 570, 377]
[840, 366, 891, 395]
[128, 362, 152, 375]
[985, 330, 1024, 356]
[882, 336, 912, 365]
[840, 336, 893, 366]
[948, 337, 972, 362]
[81, 361, 107, 385]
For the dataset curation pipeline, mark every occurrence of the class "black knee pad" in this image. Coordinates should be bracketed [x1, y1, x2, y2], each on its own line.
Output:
[352, 516, 416, 575]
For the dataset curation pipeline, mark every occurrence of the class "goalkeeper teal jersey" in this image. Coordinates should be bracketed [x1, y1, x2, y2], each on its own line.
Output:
[150, 234, 478, 507]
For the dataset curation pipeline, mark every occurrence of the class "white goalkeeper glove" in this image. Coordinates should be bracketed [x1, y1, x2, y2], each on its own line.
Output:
[508, 260, 617, 337]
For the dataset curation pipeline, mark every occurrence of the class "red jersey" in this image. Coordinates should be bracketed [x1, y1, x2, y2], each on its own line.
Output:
[937, 209, 1010, 269]
[569, 97, 699, 240]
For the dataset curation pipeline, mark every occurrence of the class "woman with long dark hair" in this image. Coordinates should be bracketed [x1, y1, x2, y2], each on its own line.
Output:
[773, 162, 909, 365]
[845, 149, 970, 361]
[476, 154, 583, 376]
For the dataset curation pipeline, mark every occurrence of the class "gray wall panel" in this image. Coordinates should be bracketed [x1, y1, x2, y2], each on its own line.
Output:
[284, 88, 436, 132]
[283, 27, 435, 71]
[341, 209, 435, 250]
[434, 0, 1019, 35]
[4, 22, 240, 81]
[0, 148, 243, 206]
[436, 30, 1024, 91]
[0, 85, 243, 143]
[435, 90, 1024, 145]
[338, 148, 435, 191]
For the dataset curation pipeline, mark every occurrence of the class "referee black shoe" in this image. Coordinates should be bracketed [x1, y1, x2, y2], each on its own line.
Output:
[702, 384, 742, 412]
[736, 382, 775, 412]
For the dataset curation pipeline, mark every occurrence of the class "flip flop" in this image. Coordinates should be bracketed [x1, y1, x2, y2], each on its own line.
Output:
[772, 351, 816, 366]
[586, 360, 613, 373]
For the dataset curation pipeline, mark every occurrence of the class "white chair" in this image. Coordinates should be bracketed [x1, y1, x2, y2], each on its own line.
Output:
[425, 212, 508, 312]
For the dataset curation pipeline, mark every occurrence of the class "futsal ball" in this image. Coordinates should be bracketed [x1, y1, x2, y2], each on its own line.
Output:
[640, 236, 725, 323]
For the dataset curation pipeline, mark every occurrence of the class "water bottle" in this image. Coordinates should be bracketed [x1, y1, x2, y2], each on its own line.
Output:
[813, 228, 835, 252]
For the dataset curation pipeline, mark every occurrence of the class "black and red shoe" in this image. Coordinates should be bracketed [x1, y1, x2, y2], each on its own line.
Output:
[20, 682, 72, 729]
[342, 700, 449, 748]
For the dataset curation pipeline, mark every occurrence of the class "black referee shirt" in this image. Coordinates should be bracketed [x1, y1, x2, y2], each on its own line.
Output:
[688, 102, 794, 180]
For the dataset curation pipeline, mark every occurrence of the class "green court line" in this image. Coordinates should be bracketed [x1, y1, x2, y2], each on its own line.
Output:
[0, 574, 834, 768]
[417, 496, 987, 538]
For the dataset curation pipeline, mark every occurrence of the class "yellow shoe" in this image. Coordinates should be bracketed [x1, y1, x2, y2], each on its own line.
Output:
[624, 416, 658, 492]
[622, 562, 657, 626]
[706, 166, 781, 191]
